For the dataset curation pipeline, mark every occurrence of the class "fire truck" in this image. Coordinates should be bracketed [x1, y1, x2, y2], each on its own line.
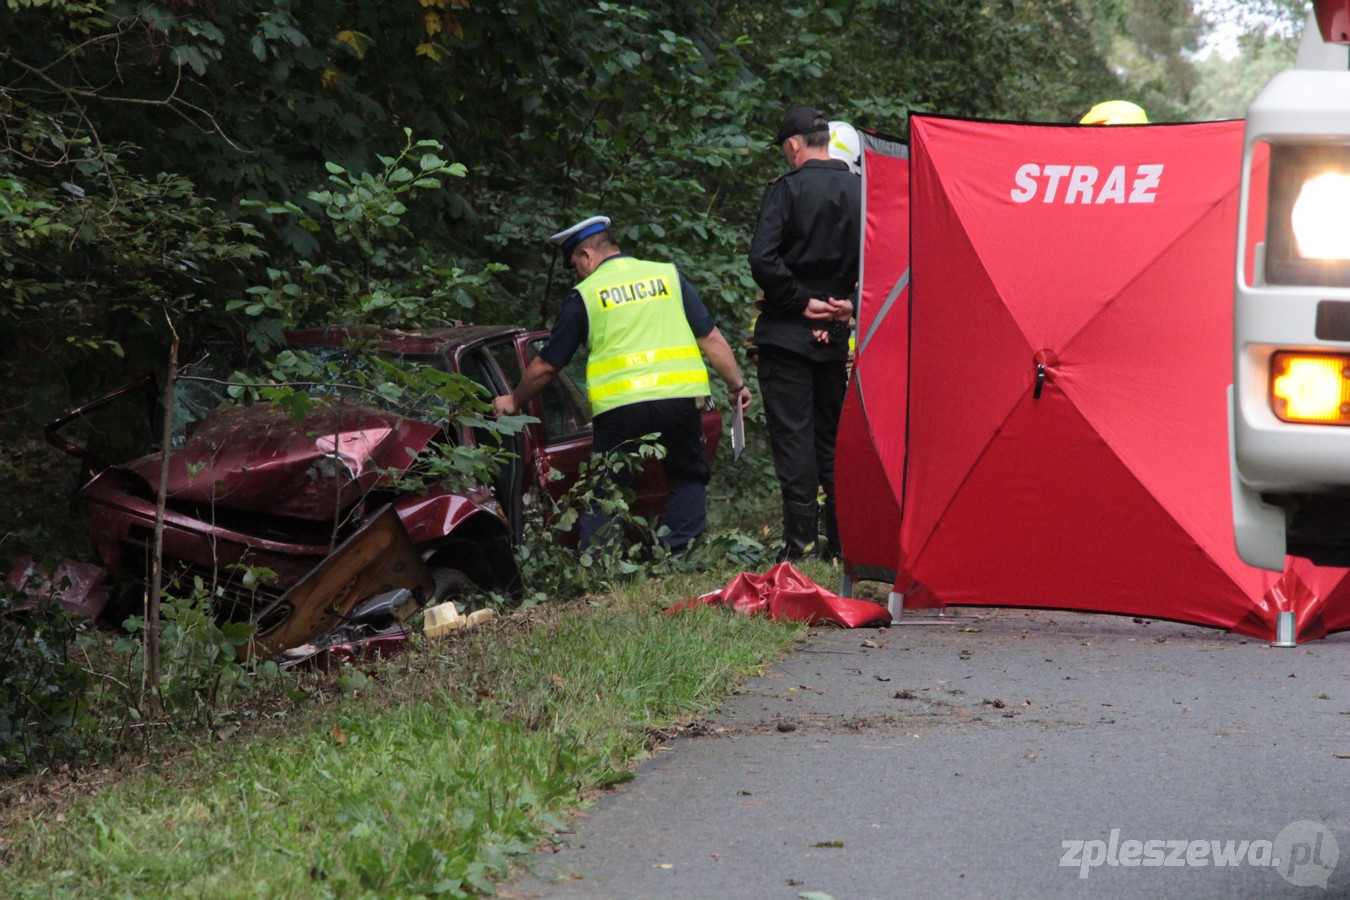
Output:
[1231, 0, 1350, 570]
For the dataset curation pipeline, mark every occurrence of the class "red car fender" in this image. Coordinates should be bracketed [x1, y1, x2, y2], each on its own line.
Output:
[393, 489, 507, 545]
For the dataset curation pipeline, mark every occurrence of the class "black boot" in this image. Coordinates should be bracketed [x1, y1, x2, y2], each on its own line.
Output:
[820, 497, 840, 561]
[777, 500, 818, 562]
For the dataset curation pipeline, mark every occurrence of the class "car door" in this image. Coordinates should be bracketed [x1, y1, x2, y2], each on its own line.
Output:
[509, 332, 674, 524]
[453, 339, 528, 540]
[501, 332, 592, 510]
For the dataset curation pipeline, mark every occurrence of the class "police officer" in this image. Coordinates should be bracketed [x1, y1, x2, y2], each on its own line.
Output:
[494, 215, 752, 553]
[749, 106, 860, 561]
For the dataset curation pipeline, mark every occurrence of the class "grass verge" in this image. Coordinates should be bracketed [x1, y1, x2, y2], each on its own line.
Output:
[0, 569, 804, 898]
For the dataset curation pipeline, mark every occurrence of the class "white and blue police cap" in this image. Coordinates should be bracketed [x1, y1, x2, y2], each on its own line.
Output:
[549, 215, 611, 257]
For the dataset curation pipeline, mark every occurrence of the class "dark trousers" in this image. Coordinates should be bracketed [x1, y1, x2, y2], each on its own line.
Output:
[579, 397, 711, 552]
[756, 344, 848, 512]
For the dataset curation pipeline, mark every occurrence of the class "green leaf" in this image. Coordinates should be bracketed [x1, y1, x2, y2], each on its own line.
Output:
[219, 621, 254, 647]
[337, 671, 369, 692]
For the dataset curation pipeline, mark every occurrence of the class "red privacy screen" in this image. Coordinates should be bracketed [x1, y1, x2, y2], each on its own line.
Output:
[840, 114, 1350, 641]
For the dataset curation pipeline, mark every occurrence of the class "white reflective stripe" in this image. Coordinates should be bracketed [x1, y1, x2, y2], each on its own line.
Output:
[860, 266, 909, 357]
[589, 369, 709, 402]
[588, 345, 702, 377]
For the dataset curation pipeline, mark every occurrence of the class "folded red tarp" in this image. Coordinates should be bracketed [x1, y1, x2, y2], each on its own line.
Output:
[673, 562, 891, 628]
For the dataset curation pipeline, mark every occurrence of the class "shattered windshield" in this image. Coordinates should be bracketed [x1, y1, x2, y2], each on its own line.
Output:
[170, 343, 479, 449]
[169, 347, 241, 449]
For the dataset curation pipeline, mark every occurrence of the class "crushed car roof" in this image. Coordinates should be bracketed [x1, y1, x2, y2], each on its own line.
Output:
[283, 325, 526, 356]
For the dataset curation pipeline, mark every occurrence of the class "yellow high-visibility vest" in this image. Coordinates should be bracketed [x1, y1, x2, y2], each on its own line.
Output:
[579, 257, 710, 415]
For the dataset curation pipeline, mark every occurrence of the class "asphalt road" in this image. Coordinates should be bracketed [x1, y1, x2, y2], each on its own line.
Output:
[501, 605, 1350, 900]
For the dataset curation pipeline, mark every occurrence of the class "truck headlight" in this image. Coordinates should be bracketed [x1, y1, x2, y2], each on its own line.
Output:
[1266, 144, 1350, 286]
[1270, 351, 1350, 423]
[1292, 172, 1350, 260]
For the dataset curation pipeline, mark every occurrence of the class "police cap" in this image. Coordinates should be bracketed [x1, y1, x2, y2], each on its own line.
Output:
[549, 215, 611, 257]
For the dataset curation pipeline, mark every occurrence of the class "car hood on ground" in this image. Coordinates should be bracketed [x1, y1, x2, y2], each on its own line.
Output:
[123, 402, 442, 521]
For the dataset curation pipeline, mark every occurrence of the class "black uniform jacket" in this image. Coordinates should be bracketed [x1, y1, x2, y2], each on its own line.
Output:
[749, 157, 860, 361]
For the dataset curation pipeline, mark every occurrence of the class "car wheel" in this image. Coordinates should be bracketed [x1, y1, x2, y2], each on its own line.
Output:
[430, 566, 476, 605]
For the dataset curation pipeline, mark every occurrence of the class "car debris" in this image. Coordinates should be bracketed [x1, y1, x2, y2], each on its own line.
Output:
[422, 601, 495, 639]
[4, 556, 109, 621]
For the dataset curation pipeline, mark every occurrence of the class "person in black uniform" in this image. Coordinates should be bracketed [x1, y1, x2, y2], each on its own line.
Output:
[749, 106, 860, 560]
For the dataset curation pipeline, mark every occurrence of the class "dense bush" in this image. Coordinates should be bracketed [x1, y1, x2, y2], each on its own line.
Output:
[0, 580, 96, 774]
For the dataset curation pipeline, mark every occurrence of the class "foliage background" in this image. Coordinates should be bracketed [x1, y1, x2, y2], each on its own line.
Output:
[0, 0, 1310, 567]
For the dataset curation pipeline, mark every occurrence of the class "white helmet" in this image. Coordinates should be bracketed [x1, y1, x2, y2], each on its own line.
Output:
[828, 121, 862, 175]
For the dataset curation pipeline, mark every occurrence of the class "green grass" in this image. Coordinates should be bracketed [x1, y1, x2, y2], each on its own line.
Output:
[0, 570, 803, 898]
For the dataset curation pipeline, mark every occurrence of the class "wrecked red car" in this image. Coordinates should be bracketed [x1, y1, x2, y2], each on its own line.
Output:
[45, 325, 722, 660]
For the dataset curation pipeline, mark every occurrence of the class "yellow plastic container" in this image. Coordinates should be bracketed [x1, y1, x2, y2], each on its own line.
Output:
[423, 602, 465, 639]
